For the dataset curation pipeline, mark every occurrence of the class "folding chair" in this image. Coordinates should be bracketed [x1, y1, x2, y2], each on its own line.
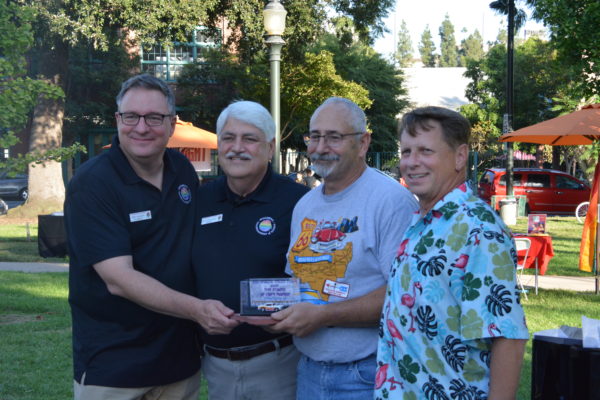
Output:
[514, 238, 531, 300]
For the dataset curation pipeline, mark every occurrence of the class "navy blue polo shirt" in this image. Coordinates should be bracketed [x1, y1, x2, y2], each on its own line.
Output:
[193, 167, 309, 348]
[65, 135, 201, 387]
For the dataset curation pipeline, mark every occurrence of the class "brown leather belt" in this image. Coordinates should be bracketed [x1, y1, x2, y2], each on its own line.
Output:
[204, 335, 293, 361]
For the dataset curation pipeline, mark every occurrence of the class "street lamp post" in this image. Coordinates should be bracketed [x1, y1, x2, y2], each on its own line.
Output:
[263, 0, 286, 173]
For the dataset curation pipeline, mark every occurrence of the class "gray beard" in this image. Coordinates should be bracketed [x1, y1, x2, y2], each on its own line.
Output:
[311, 162, 336, 179]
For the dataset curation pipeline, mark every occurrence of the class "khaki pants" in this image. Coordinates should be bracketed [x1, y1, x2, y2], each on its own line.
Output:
[202, 344, 299, 400]
[73, 369, 201, 400]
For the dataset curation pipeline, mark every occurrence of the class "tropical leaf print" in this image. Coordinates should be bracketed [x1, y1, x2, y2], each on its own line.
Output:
[461, 309, 484, 339]
[492, 251, 515, 281]
[435, 238, 445, 248]
[424, 280, 445, 303]
[398, 354, 420, 384]
[446, 222, 469, 251]
[482, 230, 505, 243]
[403, 392, 418, 400]
[469, 387, 487, 400]
[401, 262, 411, 291]
[468, 206, 496, 223]
[462, 273, 482, 301]
[449, 379, 472, 400]
[446, 305, 461, 332]
[439, 202, 460, 219]
[479, 350, 491, 368]
[415, 230, 435, 254]
[484, 276, 493, 286]
[463, 358, 486, 382]
[425, 347, 446, 375]
[422, 375, 450, 400]
[441, 335, 466, 372]
[414, 251, 447, 276]
[416, 306, 438, 339]
[485, 284, 513, 316]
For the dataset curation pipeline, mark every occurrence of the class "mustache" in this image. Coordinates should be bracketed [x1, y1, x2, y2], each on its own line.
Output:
[310, 153, 340, 162]
[225, 151, 252, 160]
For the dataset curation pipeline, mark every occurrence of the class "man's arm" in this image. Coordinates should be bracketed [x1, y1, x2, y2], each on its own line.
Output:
[268, 285, 385, 337]
[94, 256, 240, 335]
[488, 337, 527, 399]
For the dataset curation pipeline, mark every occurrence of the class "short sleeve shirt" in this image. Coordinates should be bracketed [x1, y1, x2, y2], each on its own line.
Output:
[375, 183, 529, 399]
[65, 136, 201, 387]
[193, 168, 309, 348]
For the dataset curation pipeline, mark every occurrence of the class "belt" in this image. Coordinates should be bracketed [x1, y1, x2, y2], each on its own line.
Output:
[204, 335, 293, 361]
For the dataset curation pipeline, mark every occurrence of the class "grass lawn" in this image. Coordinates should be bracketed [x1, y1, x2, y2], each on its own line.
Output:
[0, 217, 597, 399]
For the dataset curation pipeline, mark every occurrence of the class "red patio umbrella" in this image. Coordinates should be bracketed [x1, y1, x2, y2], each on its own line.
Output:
[499, 104, 600, 293]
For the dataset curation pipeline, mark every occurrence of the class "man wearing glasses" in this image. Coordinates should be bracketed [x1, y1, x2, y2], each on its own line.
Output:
[269, 97, 418, 399]
[65, 74, 231, 399]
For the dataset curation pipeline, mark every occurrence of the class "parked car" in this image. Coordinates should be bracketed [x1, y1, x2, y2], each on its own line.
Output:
[478, 168, 590, 215]
[0, 171, 28, 201]
[0, 198, 7, 215]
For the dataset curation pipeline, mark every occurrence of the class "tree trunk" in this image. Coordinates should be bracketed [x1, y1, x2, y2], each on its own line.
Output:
[28, 96, 65, 204]
[26, 41, 69, 209]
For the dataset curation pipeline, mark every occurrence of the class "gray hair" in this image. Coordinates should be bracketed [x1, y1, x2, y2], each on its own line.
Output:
[310, 97, 367, 134]
[216, 100, 275, 141]
[116, 74, 176, 115]
[399, 106, 470, 149]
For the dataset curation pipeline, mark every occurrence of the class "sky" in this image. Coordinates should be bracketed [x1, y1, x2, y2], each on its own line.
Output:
[374, 0, 547, 59]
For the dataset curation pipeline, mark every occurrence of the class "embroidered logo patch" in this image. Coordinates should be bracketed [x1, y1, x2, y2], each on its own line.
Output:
[255, 217, 276, 236]
[178, 184, 192, 204]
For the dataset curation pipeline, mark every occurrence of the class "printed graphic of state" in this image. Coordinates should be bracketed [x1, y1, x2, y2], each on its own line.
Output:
[289, 243, 352, 302]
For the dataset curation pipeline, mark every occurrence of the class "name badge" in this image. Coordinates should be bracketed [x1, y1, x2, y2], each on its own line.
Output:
[201, 214, 223, 225]
[323, 279, 350, 298]
[129, 210, 152, 223]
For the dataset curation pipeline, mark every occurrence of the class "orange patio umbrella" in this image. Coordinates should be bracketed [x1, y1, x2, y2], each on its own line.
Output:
[499, 104, 600, 293]
[168, 119, 217, 149]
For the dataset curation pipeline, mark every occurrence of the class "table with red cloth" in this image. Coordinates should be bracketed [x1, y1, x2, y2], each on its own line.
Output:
[514, 234, 554, 275]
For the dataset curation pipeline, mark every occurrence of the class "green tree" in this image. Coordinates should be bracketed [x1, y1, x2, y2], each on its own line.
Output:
[526, 0, 600, 97]
[463, 37, 572, 168]
[0, 1, 80, 178]
[178, 50, 371, 151]
[22, 0, 397, 209]
[395, 20, 413, 67]
[459, 30, 485, 66]
[418, 26, 436, 67]
[439, 14, 458, 67]
[314, 34, 410, 152]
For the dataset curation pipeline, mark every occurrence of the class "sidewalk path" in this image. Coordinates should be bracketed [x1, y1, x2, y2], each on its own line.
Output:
[0, 262, 596, 292]
[0, 262, 68, 273]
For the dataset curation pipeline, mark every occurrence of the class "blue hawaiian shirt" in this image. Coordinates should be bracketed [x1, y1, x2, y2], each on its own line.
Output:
[375, 183, 529, 400]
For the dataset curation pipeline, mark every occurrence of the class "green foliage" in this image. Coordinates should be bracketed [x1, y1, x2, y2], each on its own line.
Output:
[438, 14, 458, 67]
[459, 30, 484, 66]
[0, 1, 63, 162]
[489, 0, 528, 33]
[314, 34, 409, 152]
[395, 20, 413, 67]
[418, 26, 436, 67]
[462, 37, 575, 168]
[526, 0, 600, 97]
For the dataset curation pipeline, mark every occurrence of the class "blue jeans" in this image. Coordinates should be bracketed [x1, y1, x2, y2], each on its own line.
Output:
[296, 354, 376, 400]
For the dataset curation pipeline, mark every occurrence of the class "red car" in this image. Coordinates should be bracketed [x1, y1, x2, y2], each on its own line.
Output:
[478, 168, 590, 215]
[311, 228, 346, 244]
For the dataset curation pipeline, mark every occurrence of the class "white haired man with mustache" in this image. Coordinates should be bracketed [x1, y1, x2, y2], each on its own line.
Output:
[192, 100, 309, 399]
[268, 97, 418, 399]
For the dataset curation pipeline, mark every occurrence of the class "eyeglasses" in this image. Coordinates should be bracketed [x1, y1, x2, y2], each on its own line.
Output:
[304, 132, 365, 147]
[118, 112, 172, 127]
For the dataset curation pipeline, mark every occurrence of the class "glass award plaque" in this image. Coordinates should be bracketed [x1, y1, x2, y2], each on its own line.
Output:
[240, 278, 301, 316]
